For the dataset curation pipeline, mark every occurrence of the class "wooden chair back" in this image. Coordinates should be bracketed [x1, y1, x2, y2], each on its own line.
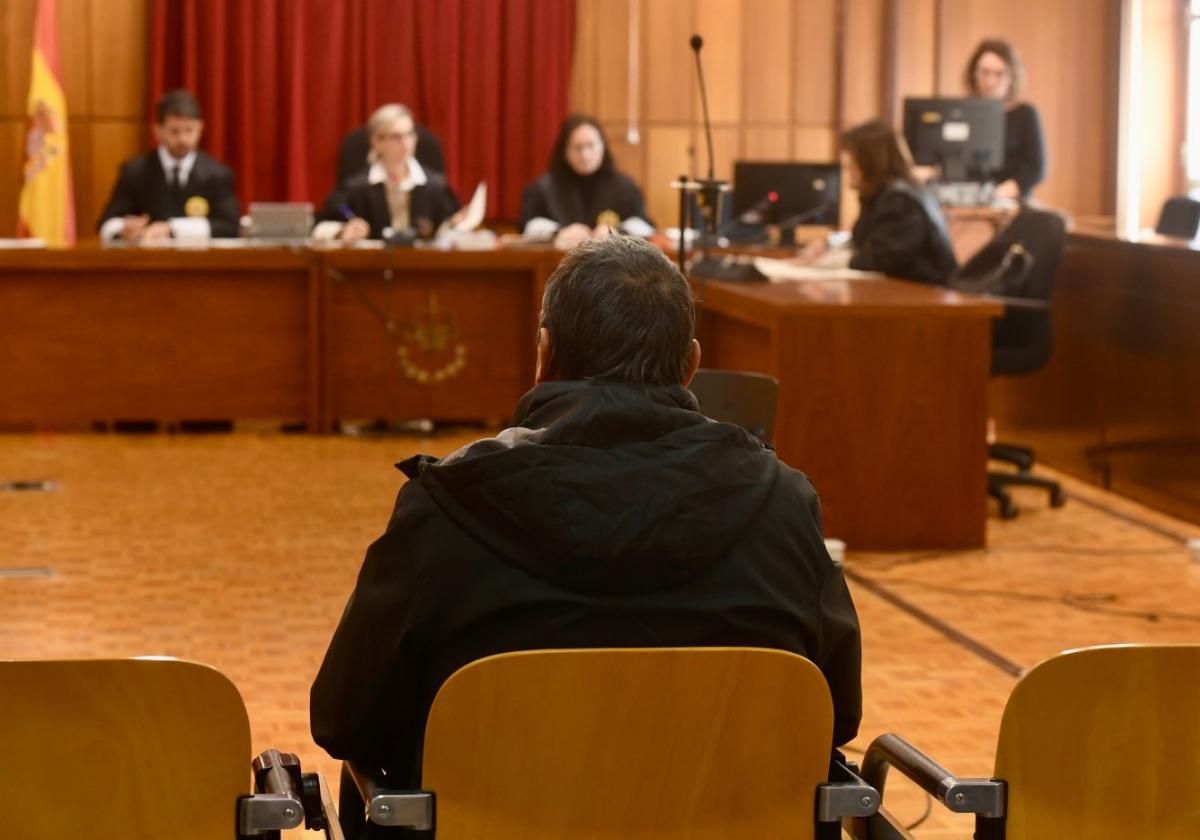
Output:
[0, 657, 251, 839]
[994, 644, 1200, 839]
[420, 646, 835, 838]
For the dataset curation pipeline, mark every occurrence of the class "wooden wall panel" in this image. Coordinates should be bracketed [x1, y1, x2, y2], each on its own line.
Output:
[696, 0, 743, 124]
[642, 0, 695, 124]
[91, 0, 147, 120]
[644, 126, 693, 227]
[573, 0, 1124, 227]
[0, 0, 147, 239]
[793, 0, 838, 126]
[742, 0, 793, 125]
[0, 1, 36, 118]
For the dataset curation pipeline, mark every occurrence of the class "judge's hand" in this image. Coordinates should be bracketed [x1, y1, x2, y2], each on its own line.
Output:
[340, 217, 370, 243]
[120, 214, 150, 242]
[591, 224, 618, 239]
[995, 179, 1021, 201]
[553, 223, 592, 251]
[141, 221, 172, 241]
[795, 236, 829, 265]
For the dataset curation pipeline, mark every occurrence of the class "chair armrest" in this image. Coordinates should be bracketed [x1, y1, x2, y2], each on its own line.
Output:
[862, 734, 1005, 819]
[817, 758, 880, 822]
[347, 761, 435, 830]
[238, 749, 306, 835]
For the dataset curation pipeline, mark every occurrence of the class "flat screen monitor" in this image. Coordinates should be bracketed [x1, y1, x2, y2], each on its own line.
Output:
[903, 97, 1005, 182]
[731, 161, 841, 227]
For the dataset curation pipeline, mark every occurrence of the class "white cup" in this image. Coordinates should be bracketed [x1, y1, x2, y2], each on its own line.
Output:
[825, 538, 846, 567]
[1187, 538, 1200, 564]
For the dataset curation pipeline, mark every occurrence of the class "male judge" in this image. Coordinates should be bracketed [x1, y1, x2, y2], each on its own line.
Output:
[98, 90, 240, 242]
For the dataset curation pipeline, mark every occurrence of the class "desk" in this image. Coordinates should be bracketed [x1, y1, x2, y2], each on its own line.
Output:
[694, 276, 1002, 550]
[0, 247, 320, 428]
[991, 229, 1200, 525]
[319, 249, 559, 429]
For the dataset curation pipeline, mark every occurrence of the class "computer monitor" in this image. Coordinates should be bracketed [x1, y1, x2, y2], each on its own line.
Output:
[902, 97, 1005, 182]
[731, 161, 841, 228]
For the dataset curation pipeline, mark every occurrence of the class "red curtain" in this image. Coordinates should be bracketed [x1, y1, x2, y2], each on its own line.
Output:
[148, 0, 575, 220]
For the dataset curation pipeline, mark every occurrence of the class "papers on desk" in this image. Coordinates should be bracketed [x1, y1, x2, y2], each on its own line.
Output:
[753, 257, 883, 282]
[0, 238, 47, 249]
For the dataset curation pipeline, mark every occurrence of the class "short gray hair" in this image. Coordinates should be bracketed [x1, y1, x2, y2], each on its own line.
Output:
[540, 237, 695, 386]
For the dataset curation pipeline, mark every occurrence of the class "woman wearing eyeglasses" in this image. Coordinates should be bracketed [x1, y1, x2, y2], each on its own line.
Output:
[965, 39, 1045, 201]
[337, 103, 460, 242]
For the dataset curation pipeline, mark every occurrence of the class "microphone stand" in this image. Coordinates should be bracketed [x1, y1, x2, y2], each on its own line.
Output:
[676, 34, 730, 280]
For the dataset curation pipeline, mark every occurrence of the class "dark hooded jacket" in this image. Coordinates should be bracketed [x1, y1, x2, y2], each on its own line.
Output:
[310, 380, 862, 792]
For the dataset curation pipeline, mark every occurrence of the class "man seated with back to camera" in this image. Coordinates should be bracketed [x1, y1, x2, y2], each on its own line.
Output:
[310, 235, 861, 837]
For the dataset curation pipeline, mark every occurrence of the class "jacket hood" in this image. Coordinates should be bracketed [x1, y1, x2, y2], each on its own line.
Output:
[399, 380, 780, 594]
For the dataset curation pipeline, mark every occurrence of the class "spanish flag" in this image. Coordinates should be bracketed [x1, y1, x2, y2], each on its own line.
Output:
[17, 0, 75, 246]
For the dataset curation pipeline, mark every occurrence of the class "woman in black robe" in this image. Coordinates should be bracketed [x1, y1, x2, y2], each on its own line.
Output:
[519, 115, 653, 248]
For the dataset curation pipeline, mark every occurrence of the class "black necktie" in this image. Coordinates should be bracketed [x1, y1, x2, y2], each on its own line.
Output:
[170, 165, 183, 204]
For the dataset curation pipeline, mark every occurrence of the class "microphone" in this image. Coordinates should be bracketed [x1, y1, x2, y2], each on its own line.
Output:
[776, 200, 836, 229]
[738, 191, 779, 225]
[690, 35, 715, 182]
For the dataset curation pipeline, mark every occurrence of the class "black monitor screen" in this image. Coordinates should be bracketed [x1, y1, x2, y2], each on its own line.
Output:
[731, 161, 840, 227]
[903, 97, 1005, 182]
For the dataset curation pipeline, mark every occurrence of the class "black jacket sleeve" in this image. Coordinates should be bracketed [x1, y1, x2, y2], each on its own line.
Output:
[205, 163, 242, 238]
[850, 191, 933, 280]
[310, 485, 432, 772]
[1006, 104, 1046, 197]
[97, 161, 141, 231]
[518, 178, 553, 230]
[805, 493, 862, 747]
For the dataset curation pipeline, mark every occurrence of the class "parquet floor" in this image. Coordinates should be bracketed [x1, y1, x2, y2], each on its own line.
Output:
[2, 431, 1198, 838]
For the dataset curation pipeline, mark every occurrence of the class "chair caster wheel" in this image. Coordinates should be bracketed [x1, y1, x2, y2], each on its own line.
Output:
[1000, 499, 1018, 519]
[1051, 488, 1067, 508]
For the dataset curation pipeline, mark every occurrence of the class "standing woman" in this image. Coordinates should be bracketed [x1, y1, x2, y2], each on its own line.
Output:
[829, 120, 957, 286]
[519, 114, 653, 249]
[966, 39, 1046, 200]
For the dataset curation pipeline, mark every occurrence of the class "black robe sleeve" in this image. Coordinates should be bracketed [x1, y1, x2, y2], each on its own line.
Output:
[97, 160, 142, 231]
[203, 161, 242, 238]
[1002, 103, 1046, 197]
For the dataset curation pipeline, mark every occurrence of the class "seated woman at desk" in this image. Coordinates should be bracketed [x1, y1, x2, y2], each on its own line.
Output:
[518, 114, 653, 249]
[966, 38, 1045, 200]
[805, 120, 956, 286]
[335, 104, 460, 242]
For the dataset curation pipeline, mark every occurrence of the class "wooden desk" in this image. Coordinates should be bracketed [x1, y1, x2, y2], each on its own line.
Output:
[0, 246, 320, 428]
[991, 229, 1200, 525]
[319, 249, 559, 429]
[694, 276, 1003, 550]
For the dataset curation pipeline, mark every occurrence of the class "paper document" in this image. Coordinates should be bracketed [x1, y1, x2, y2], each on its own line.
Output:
[0, 238, 47, 249]
[451, 182, 487, 232]
[753, 257, 883, 282]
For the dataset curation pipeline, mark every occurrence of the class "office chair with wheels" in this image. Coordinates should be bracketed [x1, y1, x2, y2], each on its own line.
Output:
[338, 647, 878, 838]
[1154, 196, 1200, 239]
[0, 657, 338, 840]
[688, 368, 781, 443]
[853, 644, 1200, 839]
[953, 205, 1068, 518]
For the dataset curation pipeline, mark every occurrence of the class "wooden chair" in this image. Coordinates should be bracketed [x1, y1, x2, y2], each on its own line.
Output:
[0, 657, 332, 839]
[348, 647, 877, 838]
[855, 644, 1200, 839]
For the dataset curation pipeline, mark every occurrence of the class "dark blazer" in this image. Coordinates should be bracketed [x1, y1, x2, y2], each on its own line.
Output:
[98, 150, 241, 237]
[850, 180, 958, 286]
[339, 170, 460, 240]
[518, 171, 653, 230]
[336, 124, 447, 185]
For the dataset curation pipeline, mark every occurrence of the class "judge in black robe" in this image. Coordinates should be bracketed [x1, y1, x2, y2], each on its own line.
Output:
[518, 115, 653, 238]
